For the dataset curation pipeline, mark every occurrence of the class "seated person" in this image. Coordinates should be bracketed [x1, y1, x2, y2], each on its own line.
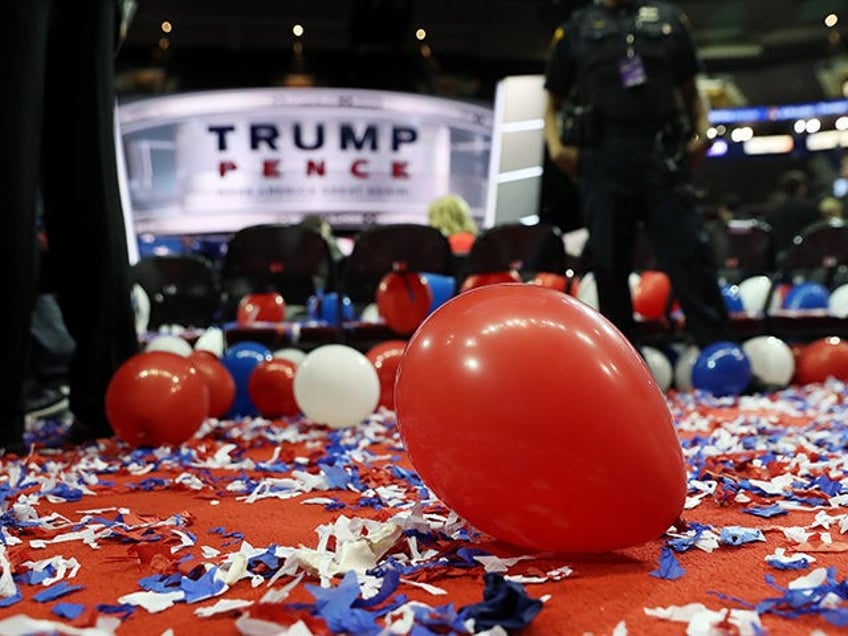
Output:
[427, 193, 479, 254]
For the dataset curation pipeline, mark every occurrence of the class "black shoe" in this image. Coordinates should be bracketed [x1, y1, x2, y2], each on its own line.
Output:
[1, 440, 29, 458]
[60, 420, 110, 446]
[25, 386, 69, 419]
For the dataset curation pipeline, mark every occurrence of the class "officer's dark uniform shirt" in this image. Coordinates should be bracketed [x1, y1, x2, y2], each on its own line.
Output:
[545, 1, 701, 130]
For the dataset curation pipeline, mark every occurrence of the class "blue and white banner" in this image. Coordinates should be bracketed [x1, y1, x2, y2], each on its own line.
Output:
[118, 88, 494, 235]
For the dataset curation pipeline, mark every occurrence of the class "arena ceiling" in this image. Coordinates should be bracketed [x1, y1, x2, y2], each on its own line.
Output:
[119, 0, 847, 103]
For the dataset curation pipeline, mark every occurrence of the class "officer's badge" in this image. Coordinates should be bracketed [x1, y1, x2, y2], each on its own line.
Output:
[638, 6, 660, 22]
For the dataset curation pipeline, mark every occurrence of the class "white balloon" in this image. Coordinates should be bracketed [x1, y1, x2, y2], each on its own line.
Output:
[829, 284, 848, 318]
[144, 334, 193, 357]
[274, 347, 307, 367]
[576, 271, 599, 310]
[293, 344, 380, 428]
[738, 275, 772, 316]
[673, 345, 700, 392]
[360, 302, 382, 323]
[640, 346, 672, 392]
[742, 335, 795, 387]
[193, 327, 225, 357]
[131, 284, 150, 336]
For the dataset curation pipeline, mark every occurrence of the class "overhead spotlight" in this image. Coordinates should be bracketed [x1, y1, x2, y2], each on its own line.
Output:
[160, 20, 172, 34]
[415, 28, 427, 41]
[824, 13, 838, 28]
[293, 24, 304, 37]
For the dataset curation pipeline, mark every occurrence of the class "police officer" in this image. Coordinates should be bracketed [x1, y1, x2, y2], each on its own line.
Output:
[543, 0, 732, 349]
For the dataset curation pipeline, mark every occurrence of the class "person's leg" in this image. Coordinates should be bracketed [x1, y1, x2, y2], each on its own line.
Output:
[41, 0, 139, 437]
[645, 181, 732, 349]
[580, 149, 639, 343]
[0, 1, 51, 453]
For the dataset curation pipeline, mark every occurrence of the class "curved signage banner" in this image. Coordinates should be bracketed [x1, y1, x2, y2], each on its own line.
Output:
[118, 88, 494, 235]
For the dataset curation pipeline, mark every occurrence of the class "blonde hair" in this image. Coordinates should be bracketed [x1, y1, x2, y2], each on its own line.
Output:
[427, 193, 478, 236]
[819, 196, 844, 221]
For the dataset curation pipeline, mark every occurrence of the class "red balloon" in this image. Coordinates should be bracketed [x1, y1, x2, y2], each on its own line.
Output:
[395, 284, 685, 553]
[529, 272, 567, 292]
[248, 358, 299, 418]
[237, 292, 286, 325]
[106, 351, 210, 447]
[188, 350, 236, 418]
[795, 337, 848, 385]
[365, 340, 407, 410]
[376, 272, 432, 335]
[633, 270, 672, 319]
[459, 271, 522, 293]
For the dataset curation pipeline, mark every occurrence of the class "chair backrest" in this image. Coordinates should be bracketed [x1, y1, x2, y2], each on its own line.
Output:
[131, 254, 220, 329]
[341, 223, 454, 305]
[219, 224, 336, 316]
[773, 219, 848, 288]
[465, 222, 569, 277]
[709, 220, 775, 284]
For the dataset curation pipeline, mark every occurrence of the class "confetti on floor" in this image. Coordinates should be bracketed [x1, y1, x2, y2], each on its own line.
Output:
[3, 380, 848, 634]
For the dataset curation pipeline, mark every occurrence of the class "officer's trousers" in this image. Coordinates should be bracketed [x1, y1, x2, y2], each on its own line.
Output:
[578, 137, 732, 348]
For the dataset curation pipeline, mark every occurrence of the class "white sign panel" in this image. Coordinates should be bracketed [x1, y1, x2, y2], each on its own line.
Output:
[118, 88, 493, 235]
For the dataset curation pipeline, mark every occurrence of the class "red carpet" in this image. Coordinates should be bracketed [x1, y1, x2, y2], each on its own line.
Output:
[2, 382, 848, 635]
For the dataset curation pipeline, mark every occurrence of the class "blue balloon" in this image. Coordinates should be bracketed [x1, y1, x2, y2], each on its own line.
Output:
[721, 284, 744, 313]
[691, 341, 752, 397]
[221, 341, 272, 417]
[782, 281, 830, 310]
[307, 292, 354, 325]
[420, 272, 456, 313]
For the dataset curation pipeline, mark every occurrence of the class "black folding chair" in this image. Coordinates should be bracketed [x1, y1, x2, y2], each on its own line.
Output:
[709, 220, 775, 285]
[762, 219, 848, 340]
[340, 223, 454, 308]
[131, 254, 221, 330]
[219, 224, 338, 321]
[337, 223, 454, 347]
[464, 222, 570, 280]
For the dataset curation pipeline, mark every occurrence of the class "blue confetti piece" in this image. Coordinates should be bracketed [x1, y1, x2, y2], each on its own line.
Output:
[306, 570, 381, 633]
[719, 526, 765, 546]
[52, 602, 86, 619]
[355, 569, 400, 608]
[33, 581, 84, 603]
[0, 590, 22, 608]
[320, 463, 352, 490]
[96, 603, 136, 620]
[42, 483, 83, 502]
[18, 565, 57, 585]
[181, 567, 227, 603]
[766, 556, 812, 571]
[742, 504, 787, 518]
[650, 547, 686, 580]
[457, 572, 543, 631]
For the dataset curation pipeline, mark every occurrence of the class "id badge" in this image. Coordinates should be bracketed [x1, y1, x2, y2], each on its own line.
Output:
[618, 54, 647, 88]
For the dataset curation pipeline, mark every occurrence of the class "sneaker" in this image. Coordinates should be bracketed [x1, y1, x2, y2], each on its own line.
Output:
[24, 386, 69, 419]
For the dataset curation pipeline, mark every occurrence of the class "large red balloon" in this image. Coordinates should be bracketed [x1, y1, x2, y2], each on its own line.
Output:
[237, 292, 286, 325]
[365, 340, 407, 410]
[460, 271, 521, 293]
[395, 283, 685, 553]
[795, 337, 848, 385]
[633, 270, 672, 319]
[188, 350, 236, 418]
[376, 272, 432, 335]
[247, 358, 299, 418]
[106, 351, 210, 447]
